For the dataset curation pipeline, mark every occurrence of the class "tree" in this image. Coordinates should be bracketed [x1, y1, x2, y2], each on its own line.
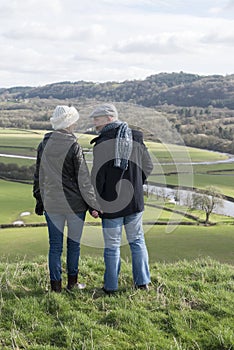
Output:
[192, 186, 223, 224]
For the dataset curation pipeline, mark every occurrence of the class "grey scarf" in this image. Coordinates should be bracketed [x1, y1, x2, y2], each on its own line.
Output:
[101, 121, 133, 170]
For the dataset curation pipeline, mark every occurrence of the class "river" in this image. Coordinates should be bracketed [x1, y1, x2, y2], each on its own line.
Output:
[144, 185, 234, 218]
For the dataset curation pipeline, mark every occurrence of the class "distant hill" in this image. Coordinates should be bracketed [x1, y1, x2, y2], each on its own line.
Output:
[1, 72, 234, 109]
[0, 72, 234, 154]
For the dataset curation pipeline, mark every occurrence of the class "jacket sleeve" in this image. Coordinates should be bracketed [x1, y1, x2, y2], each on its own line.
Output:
[142, 144, 153, 183]
[73, 144, 101, 211]
[91, 144, 107, 198]
[33, 143, 43, 204]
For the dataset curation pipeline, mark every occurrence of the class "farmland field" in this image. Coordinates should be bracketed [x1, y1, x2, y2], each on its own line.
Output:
[0, 128, 234, 266]
[1, 128, 234, 196]
[0, 127, 231, 161]
[0, 179, 233, 264]
[149, 172, 234, 197]
[0, 179, 198, 225]
[0, 224, 233, 265]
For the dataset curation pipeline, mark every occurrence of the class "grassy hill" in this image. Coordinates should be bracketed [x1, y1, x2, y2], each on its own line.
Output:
[0, 256, 233, 349]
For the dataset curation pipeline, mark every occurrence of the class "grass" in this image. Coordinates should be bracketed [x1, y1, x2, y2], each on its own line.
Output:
[193, 174, 234, 197]
[0, 180, 36, 223]
[0, 224, 233, 265]
[0, 256, 233, 349]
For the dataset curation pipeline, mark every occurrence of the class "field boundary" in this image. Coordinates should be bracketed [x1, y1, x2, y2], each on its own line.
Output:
[0, 221, 215, 230]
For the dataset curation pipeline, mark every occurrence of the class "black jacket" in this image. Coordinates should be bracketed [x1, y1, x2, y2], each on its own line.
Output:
[33, 130, 100, 214]
[91, 127, 153, 218]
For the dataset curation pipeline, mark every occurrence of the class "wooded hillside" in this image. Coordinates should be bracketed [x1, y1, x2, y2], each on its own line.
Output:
[0, 72, 233, 154]
[1, 72, 234, 109]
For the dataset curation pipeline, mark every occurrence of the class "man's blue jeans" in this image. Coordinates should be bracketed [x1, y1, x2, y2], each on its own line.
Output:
[102, 212, 150, 291]
[45, 212, 86, 281]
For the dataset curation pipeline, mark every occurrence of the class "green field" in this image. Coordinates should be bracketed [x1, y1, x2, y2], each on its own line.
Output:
[0, 127, 231, 161]
[0, 129, 93, 157]
[1, 128, 234, 196]
[0, 224, 234, 265]
[149, 172, 234, 197]
[0, 179, 193, 225]
[0, 179, 233, 265]
[1, 128, 234, 266]
[145, 140, 228, 163]
[0, 180, 39, 223]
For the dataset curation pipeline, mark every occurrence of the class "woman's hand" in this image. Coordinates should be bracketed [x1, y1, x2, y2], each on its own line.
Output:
[91, 210, 99, 218]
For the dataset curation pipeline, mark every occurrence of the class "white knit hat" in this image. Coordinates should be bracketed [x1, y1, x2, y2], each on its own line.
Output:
[50, 105, 79, 130]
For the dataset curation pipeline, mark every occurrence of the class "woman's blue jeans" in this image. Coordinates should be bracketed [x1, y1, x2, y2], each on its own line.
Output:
[102, 211, 150, 291]
[45, 212, 86, 281]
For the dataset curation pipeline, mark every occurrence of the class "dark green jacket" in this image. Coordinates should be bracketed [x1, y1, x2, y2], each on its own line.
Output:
[33, 130, 100, 213]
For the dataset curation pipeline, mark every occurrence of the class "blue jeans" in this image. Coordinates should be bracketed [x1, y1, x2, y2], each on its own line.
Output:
[102, 212, 150, 291]
[45, 212, 86, 281]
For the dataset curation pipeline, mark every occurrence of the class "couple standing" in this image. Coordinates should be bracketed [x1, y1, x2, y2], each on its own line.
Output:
[33, 103, 153, 294]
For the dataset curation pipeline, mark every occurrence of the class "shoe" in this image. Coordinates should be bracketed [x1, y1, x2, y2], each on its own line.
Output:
[102, 287, 117, 295]
[50, 280, 62, 293]
[66, 283, 86, 291]
[92, 287, 118, 299]
[66, 274, 86, 291]
[136, 284, 149, 291]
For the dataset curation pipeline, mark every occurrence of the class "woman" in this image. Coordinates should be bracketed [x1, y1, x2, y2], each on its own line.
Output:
[33, 105, 100, 292]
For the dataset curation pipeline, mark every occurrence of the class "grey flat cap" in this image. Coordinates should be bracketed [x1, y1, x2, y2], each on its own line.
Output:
[89, 103, 118, 119]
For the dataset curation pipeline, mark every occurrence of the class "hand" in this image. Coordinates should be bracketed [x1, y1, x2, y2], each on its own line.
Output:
[35, 201, 44, 216]
[91, 210, 99, 219]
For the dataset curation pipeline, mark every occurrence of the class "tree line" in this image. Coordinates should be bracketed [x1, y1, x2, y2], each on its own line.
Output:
[0, 163, 35, 181]
[1, 72, 234, 109]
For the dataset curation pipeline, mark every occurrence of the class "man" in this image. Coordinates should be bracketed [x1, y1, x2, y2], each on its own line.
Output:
[90, 103, 153, 294]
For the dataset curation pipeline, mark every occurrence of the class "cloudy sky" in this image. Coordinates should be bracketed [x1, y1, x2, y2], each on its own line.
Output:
[0, 0, 234, 87]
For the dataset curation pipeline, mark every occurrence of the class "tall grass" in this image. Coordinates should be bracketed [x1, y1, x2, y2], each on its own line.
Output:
[0, 257, 233, 349]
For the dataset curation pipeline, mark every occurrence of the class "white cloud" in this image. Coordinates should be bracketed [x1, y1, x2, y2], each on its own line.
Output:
[3, 23, 105, 42]
[0, 0, 233, 87]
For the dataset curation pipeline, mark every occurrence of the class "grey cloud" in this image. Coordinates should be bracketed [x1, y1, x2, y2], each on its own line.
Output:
[225, 0, 234, 9]
[114, 35, 185, 55]
[73, 54, 98, 63]
[201, 33, 234, 45]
